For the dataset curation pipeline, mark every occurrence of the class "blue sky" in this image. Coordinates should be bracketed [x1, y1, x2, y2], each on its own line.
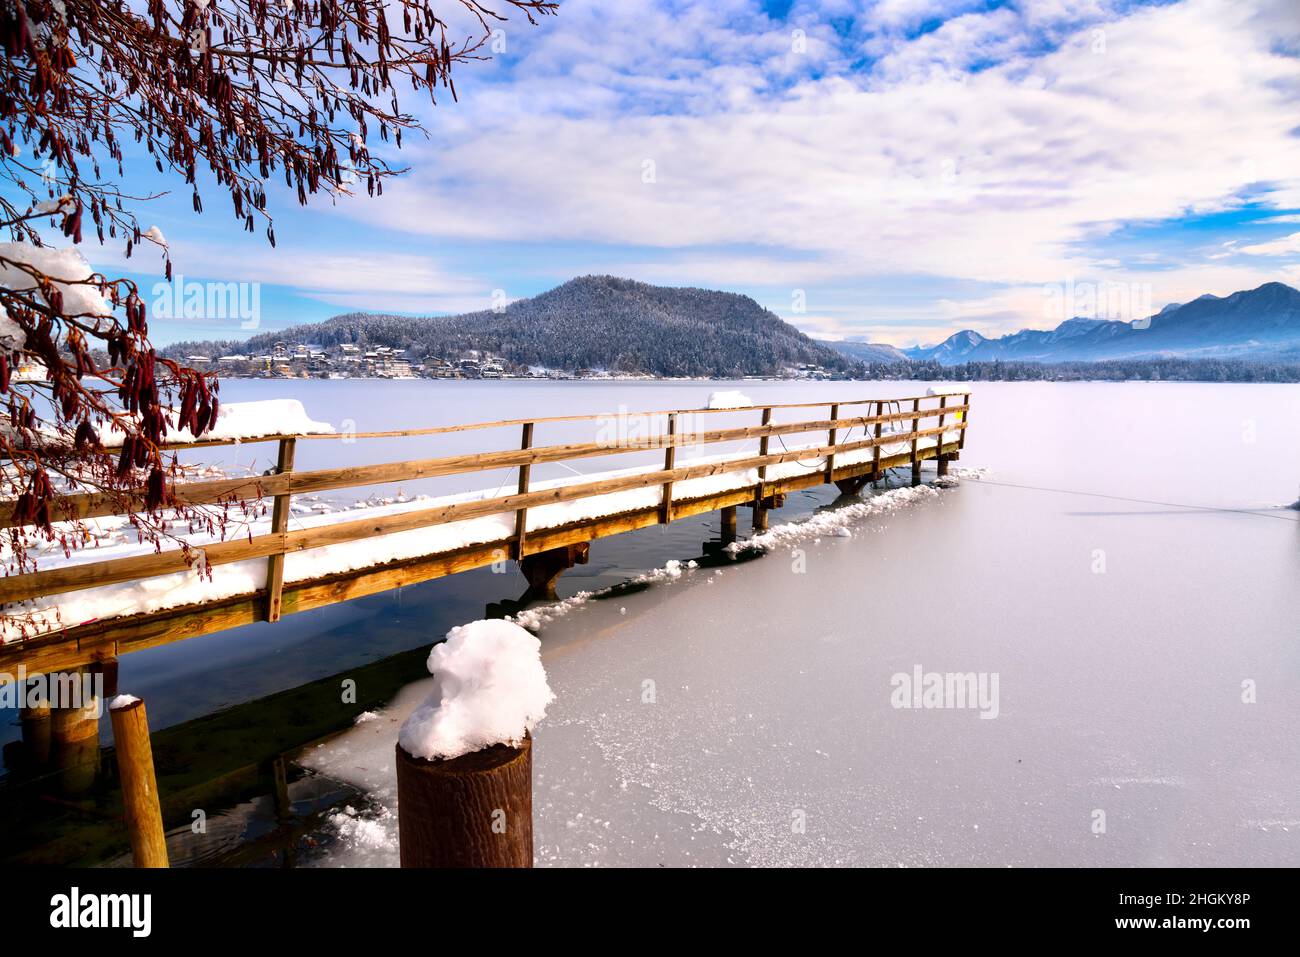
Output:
[44, 0, 1300, 347]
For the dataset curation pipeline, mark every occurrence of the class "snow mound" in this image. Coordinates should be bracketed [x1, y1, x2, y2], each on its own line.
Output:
[0, 242, 112, 318]
[398, 619, 555, 761]
[728, 484, 940, 555]
[707, 390, 752, 409]
[108, 693, 140, 710]
[925, 386, 968, 397]
[99, 398, 336, 446]
[189, 398, 335, 442]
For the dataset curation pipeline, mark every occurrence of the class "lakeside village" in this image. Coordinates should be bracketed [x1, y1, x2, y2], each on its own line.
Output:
[179, 341, 844, 381]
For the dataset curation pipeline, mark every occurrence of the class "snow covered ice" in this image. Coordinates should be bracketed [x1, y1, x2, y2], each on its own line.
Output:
[293, 380, 1300, 868]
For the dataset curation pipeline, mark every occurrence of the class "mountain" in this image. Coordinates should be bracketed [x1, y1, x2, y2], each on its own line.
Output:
[905, 282, 1300, 364]
[173, 276, 857, 378]
[825, 340, 910, 364]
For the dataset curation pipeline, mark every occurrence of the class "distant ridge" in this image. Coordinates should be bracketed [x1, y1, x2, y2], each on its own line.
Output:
[902, 282, 1300, 364]
[825, 340, 910, 364]
[169, 276, 856, 378]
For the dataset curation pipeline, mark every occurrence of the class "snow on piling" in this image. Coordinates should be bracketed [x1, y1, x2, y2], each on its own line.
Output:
[395, 619, 553, 867]
[398, 619, 554, 761]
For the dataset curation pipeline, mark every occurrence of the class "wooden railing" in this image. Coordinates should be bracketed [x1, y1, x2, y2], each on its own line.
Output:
[1, 392, 970, 629]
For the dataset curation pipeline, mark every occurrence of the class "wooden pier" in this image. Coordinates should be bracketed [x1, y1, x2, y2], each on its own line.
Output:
[0, 392, 969, 679]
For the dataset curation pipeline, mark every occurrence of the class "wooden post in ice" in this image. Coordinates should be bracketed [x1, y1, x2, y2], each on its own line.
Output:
[720, 504, 737, 543]
[396, 735, 533, 868]
[108, 697, 169, 868]
[19, 699, 52, 766]
[910, 398, 921, 487]
[50, 668, 100, 796]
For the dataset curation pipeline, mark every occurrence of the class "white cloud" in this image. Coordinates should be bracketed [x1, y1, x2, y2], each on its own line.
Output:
[339, 0, 1300, 344]
[1239, 231, 1300, 256]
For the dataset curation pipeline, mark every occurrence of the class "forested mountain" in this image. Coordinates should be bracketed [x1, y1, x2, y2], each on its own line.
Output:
[171, 276, 856, 377]
[904, 282, 1300, 364]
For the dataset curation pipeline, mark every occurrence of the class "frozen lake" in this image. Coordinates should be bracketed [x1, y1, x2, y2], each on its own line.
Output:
[294, 379, 1300, 867]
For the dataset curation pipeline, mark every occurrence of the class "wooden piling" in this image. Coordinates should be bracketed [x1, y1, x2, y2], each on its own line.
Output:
[519, 542, 588, 600]
[108, 697, 169, 868]
[396, 735, 533, 868]
[50, 670, 99, 796]
[19, 699, 51, 766]
[720, 504, 737, 543]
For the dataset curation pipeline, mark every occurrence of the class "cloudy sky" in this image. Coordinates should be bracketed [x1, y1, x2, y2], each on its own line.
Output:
[107, 0, 1300, 346]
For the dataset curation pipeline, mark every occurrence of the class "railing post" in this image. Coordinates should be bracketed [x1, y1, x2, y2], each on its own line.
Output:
[910, 398, 921, 487]
[264, 436, 296, 622]
[513, 422, 534, 561]
[959, 393, 970, 452]
[109, 695, 169, 868]
[660, 413, 676, 524]
[825, 403, 839, 482]
[936, 395, 949, 476]
[754, 406, 773, 531]
[871, 400, 884, 481]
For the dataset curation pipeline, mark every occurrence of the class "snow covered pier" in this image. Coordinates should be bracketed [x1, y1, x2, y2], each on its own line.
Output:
[0, 392, 969, 678]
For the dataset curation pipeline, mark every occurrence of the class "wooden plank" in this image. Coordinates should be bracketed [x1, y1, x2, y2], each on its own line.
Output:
[512, 422, 533, 561]
[263, 437, 297, 622]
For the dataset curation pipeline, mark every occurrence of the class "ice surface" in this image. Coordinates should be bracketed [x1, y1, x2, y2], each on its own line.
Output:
[299, 380, 1300, 867]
